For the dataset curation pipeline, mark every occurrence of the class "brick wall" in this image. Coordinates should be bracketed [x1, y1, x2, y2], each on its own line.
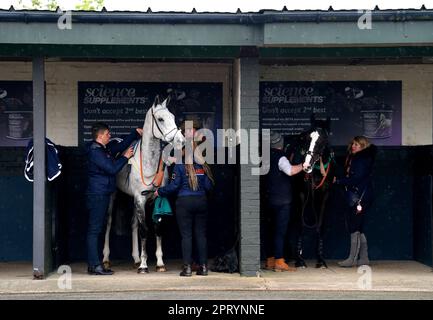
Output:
[239, 58, 260, 276]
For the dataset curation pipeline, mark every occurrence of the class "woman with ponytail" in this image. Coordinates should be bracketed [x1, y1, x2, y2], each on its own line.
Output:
[155, 124, 214, 277]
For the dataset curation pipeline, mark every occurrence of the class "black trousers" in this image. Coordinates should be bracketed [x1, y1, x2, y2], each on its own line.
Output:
[176, 196, 208, 265]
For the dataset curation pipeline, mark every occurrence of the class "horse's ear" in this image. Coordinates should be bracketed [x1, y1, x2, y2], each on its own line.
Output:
[153, 95, 160, 107]
[163, 95, 171, 108]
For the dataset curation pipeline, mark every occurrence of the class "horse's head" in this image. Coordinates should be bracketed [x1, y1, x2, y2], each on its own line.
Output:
[149, 95, 185, 149]
[301, 115, 331, 173]
[302, 128, 328, 173]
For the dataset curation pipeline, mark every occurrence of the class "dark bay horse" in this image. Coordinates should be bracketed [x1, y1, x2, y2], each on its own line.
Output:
[287, 118, 335, 268]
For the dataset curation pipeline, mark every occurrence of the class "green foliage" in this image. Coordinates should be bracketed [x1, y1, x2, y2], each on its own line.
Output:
[16, 0, 105, 11]
[75, 0, 105, 11]
[46, 0, 58, 10]
[18, 0, 58, 10]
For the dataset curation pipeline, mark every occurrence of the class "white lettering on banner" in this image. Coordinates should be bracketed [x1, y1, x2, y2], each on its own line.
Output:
[83, 87, 147, 105]
[83, 107, 100, 114]
[262, 86, 325, 104]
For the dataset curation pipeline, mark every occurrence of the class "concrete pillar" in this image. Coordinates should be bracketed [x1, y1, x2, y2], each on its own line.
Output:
[32, 57, 48, 279]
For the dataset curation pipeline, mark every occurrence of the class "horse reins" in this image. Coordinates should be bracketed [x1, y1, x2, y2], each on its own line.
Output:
[300, 153, 333, 229]
[311, 157, 332, 190]
[137, 140, 165, 188]
[134, 106, 180, 189]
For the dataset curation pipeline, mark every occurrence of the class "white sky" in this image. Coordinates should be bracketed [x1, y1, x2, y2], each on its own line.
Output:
[1, 0, 433, 11]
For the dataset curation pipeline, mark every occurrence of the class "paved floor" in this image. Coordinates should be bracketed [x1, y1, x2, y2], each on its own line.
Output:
[0, 260, 432, 299]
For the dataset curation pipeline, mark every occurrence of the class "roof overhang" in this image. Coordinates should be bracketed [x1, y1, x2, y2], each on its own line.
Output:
[1, 9, 433, 59]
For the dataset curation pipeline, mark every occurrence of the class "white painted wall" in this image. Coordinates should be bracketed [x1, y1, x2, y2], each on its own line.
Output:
[261, 64, 433, 145]
[1, 62, 432, 146]
[0, 61, 232, 146]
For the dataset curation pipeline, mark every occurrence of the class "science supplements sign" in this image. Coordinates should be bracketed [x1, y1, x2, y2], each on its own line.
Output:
[0, 81, 33, 147]
[78, 82, 222, 145]
[259, 81, 402, 146]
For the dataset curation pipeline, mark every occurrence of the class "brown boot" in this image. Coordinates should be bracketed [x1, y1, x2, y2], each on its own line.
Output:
[274, 258, 296, 272]
[264, 257, 275, 270]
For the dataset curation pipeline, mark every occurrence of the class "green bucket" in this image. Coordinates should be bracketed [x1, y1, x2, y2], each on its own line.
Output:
[152, 197, 173, 223]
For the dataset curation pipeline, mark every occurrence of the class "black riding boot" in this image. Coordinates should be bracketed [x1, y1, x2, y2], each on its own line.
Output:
[315, 237, 328, 269]
[180, 264, 192, 277]
[196, 264, 208, 276]
[295, 237, 307, 268]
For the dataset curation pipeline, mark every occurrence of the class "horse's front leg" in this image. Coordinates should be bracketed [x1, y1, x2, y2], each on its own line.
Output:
[102, 193, 115, 270]
[295, 235, 307, 268]
[296, 192, 307, 268]
[315, 235, 327, 269]
[315, 191, 329, 269]
[135, 197, 149, 274]
[154, 221, 166, 272]
[131, 215, 140, 267]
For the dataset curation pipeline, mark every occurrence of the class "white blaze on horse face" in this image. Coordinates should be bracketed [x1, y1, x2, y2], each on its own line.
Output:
[303, 130, 320, 173]
[152, 99, 184, 148]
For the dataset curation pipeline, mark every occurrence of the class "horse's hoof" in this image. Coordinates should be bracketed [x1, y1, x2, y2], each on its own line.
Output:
[295, 260, 307, 268]
[103, 261, 111, 270]
[316, 261, 328, 269]
[137, 267, 149, 274]
[156, 266, 167, 272]
[133, 262, 141, 269]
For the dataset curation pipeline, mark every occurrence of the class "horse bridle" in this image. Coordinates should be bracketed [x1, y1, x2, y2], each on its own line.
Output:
[308, 150, 321, 164]
[130, 106, 181, 191]
[151, 107, 180, 144]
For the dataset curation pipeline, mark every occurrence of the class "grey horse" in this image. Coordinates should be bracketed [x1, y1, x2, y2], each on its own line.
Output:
[102, 96, 184, 273]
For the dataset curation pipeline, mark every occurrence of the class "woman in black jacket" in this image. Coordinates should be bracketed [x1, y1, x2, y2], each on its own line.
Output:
[155, 125, 214, 277]
[334, 136, 376, 267]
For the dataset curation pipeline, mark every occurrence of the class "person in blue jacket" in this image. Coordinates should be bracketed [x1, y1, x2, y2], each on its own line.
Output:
[86, 122, 141, 275]
[155, 129, 214, 277]
[334, 136, 377, 267]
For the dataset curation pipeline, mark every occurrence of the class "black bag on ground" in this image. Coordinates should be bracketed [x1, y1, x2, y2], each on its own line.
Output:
[211, 247, 239, 273]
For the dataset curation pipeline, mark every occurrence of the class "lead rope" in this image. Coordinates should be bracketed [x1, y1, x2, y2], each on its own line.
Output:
[301, 182, 318, 229]
[138, 139, 165, 188]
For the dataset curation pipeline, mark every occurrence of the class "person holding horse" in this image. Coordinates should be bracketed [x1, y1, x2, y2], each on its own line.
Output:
[86, 122, 142, 275]
[155, 122, 214, 277]
[334, 135, 376, 267]
[263, 131, 303, 272]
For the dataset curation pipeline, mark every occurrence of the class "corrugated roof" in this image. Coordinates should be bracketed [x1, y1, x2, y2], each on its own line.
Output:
[1, 6, 433, 24]
[1, 4, 432, 14]
[1, 4, 432, 13]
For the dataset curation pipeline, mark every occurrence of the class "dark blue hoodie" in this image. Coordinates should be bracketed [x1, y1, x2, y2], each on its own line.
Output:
[157, 163, 213, 198]
[86, 130, 140, 195]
